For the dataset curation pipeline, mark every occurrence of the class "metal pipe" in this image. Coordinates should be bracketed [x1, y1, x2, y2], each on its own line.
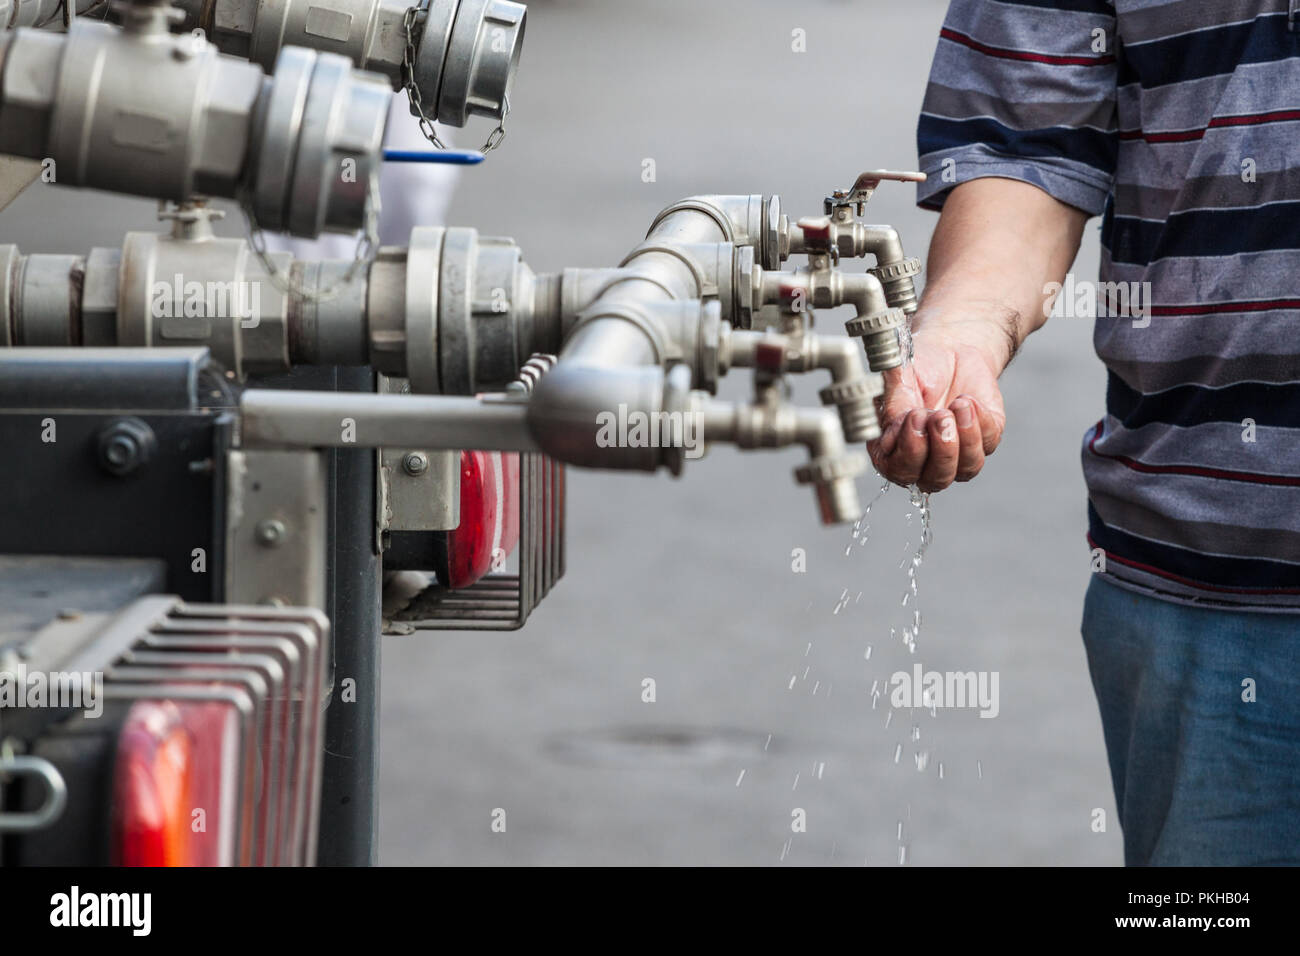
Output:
[0, 18, 389, 238]
[239, 390, 539, 451]
[695, 396, 865, 524]
[725, 329, 882, 441]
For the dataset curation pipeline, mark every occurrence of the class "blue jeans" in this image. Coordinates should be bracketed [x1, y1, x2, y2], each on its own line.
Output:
[1081, 575, 1300, 865]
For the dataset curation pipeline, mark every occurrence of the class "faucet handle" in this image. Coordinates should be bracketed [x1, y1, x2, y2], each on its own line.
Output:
[825, 170, 926, 217]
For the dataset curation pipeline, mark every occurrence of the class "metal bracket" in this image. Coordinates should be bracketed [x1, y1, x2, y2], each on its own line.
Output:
[225, 450, 328, 609]
[388, 450, 565, 631]
[375, 375, 460, 553]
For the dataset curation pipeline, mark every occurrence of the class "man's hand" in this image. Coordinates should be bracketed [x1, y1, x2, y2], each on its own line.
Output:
[870, 177, 1091, 492]
[869, 328, 1006, 492]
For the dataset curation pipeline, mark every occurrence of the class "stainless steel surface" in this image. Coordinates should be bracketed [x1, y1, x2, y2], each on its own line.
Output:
[0, 13, 388, 238]
[239, 388, 540, 451]
[173, 0, 525, 129]
[377, 375, 461, 533]
[225, 449, 328, 608]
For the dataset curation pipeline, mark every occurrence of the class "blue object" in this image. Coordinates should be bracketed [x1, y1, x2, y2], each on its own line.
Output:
[1081, 574, 1300, 865]
[382, 149, 484, 165]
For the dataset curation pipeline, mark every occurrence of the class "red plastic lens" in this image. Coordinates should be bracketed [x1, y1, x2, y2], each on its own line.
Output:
[112, 699, 240, 866]
[444, 450, 520, 588]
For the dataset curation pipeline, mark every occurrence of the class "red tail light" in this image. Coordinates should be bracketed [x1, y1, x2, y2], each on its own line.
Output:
[112, 700, 241, 866]
[441, 450, 520, 588]
[103, 601, 328, 866]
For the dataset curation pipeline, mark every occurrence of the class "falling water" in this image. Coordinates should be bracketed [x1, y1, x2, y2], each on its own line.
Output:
[898, 485, 933, 654]
[845, 478, 891, 556]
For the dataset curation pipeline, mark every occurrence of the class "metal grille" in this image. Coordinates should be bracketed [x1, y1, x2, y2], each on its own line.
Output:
[391, 451, 566, 631]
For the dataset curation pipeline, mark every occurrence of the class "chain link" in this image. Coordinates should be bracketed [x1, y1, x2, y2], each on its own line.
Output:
[402, 4, 510, 156]
[235, 0, 509, 304]
[239, 172, 381, 304]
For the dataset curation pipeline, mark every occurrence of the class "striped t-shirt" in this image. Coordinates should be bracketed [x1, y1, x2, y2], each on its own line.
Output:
[917, 0, 1300, 609]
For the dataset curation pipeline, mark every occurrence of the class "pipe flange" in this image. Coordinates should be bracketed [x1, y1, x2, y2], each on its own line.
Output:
[405, 226, 446, 394]
[844, 307, 906, 338]
[818, 377, 882, 407]
[794, 451, 868, 486]
[733, 245, 757, 330]
[762, 195, 782, 269]
[869, 257, 921, 282]
[252, 46, 315, 231]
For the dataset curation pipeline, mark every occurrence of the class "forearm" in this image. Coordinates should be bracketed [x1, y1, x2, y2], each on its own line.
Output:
[913, 177, 1090, 371]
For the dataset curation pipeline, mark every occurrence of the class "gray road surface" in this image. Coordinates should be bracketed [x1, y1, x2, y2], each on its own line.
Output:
[377, 0, 1120, 866]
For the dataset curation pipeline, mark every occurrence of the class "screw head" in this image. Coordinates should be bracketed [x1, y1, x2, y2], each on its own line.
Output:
[402, 452, 430, 476]
[255, 519, 286, 547]
[96, 417, 156, 477]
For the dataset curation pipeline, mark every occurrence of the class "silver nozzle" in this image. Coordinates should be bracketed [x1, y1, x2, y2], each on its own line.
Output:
[795, 452, 867, 525]
[845, 308, 907, 372]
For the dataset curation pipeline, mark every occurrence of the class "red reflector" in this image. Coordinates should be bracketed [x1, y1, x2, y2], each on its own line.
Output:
[444, 450, 520, 588]
[113, 700, 240, 866]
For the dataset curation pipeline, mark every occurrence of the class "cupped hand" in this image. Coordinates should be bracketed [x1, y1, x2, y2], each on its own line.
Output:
[868, 329, 1007, 492]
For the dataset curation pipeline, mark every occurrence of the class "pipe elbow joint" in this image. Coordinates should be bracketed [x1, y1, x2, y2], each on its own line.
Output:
[526, 362, 672, 472]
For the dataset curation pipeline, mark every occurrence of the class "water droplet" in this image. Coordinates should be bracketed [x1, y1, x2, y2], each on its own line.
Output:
[735, 769, 746, 787]
[792, 772, 800, 791]
[976, 760, 983, 779]
[893, 743, 902, 764]
[864, 645, 873, 660]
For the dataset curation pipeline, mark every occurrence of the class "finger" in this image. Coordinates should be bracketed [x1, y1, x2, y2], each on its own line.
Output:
[950, 397, 986, 482]
[880, 408, 930, 487]
[965, 395, 1005, 455]
[918, 410, 960, 492]
[876, 366, 913, 423]
[875, 413, 906, 457]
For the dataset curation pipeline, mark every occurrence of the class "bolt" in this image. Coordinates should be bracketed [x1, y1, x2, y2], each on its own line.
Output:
[402, 452, 429, 477]
[255, 519, 286, 547]
[96, 418, 156, 477]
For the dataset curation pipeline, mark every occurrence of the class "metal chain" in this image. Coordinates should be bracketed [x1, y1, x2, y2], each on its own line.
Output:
[239, 172, 381, 304]
[402, 4, 510, 156]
